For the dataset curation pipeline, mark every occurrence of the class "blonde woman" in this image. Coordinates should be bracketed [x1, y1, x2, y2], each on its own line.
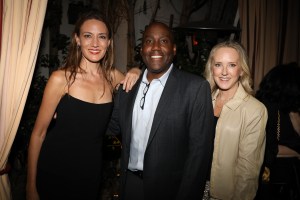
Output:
[204, 40, 267, 200]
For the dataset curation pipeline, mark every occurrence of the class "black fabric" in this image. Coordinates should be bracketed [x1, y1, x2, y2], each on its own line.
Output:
[37, 94, 113, 200]
[109, 67, 215, 200]
[256, 157, 300, 200]
[123, 170, 144, 200]
[206, 116, 218, 181]
[256, 101, 300, 200]
[278, 111, 300, 153]
[263, 103, 300, 169]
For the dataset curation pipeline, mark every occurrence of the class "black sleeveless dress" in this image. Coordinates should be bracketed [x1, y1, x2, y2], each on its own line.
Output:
[37, 94, 113, 200]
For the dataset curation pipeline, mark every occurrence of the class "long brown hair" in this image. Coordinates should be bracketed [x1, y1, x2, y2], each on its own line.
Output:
[60, 9, 115, 93]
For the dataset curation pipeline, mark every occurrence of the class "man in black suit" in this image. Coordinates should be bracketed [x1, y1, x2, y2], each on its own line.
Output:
[108, 21, 214, 200]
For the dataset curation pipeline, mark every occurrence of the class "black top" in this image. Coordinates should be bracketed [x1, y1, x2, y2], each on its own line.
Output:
[278, 111, 300, 153]
[207, 116, 218, 181]
[37, 94, 113, 199]
[263, 102, 300, 168]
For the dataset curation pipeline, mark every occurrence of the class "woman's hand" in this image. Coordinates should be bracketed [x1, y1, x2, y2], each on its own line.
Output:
[121, 67, 141, 92]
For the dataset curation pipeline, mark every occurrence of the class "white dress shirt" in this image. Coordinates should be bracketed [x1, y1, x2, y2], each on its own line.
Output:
[128, 65, 173, 171]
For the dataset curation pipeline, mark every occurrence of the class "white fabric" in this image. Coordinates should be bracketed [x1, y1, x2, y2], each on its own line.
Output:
[0, 0, 48, 199]
[129, 65, 173, 171]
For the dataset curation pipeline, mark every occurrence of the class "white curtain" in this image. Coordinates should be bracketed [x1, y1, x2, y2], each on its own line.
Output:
[0, 0, 48, 199]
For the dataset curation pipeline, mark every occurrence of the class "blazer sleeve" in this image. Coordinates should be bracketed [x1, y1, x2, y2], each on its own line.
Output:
[233, 103, 267, 200]
[176, 80, 215, 200]
[107, 87, 122, 136]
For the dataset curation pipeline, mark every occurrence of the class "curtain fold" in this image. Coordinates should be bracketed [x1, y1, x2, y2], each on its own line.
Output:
[282, 0, 300, 64]
[0, 0, 48, 199]
[0, 0, 2, 55]
[238, 0, 300, 91]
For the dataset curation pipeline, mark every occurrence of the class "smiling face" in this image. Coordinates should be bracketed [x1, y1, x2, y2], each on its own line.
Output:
[75, 19, 111, 64]
[140, 22, 176, 80]
[212, 47, 243, 93]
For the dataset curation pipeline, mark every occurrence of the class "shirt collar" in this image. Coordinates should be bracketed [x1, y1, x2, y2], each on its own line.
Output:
[142, 64, 173, 87]
[212, 83, 250, 110]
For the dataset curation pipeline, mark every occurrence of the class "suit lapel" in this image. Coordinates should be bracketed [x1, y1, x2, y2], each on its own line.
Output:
[146, 67, 178, 147]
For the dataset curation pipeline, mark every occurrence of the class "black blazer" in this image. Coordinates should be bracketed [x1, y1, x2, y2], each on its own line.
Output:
[109, 66, 215, 200]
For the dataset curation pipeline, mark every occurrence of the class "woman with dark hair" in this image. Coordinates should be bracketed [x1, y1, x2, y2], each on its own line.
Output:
[26, 10, 140, 200]
[256, 62, 300, 199]
[256, 62, 300, 162]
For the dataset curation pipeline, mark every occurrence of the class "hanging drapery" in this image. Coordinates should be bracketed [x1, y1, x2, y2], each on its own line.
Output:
[238, 0, 300, 91]
[0, 0, 48, 199]
[0, 0, 2, 55]
[281, 0, 300, 65]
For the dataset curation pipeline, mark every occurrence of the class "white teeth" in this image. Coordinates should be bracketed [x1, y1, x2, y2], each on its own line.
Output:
[90, 50, 100, 54]
[151, 55, 162, 58]
[220, 78, 229, 81]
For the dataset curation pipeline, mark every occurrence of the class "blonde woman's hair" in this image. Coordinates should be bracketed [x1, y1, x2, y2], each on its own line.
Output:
[204, 40, 253, 95]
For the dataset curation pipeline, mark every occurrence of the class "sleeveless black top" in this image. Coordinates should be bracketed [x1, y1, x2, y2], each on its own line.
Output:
[37, 94, 113, 199]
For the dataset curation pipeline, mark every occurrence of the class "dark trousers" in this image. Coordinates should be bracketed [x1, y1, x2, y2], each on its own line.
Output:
[123, 170, 144, 200]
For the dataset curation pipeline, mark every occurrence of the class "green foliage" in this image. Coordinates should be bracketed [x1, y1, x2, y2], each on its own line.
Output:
[173, 30, 214, 77]
[40, 33, 70, 70]
[18, 74, 47, 138]
[11, 72, 47, 167]
[133, 32, 146, 69]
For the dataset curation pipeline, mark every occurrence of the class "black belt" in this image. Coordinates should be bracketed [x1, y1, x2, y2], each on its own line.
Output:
[128, 169, 143, 179]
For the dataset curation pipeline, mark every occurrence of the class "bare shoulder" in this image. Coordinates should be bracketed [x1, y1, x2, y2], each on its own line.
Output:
[45, 69, 67, 95]
[48, 70, 67, 84]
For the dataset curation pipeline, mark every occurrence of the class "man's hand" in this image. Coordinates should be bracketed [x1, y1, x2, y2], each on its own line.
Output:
[121, 67, 141, 92]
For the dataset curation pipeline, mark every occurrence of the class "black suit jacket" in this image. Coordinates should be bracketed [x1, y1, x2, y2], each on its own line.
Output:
[108, 66, 215, 200]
